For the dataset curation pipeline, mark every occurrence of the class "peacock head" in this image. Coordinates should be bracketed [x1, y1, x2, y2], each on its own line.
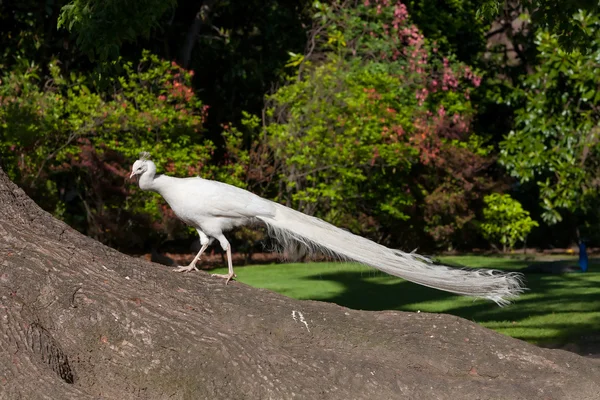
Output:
[130, 151, 154, 179]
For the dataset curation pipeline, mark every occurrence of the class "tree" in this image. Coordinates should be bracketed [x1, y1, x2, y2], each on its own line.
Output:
[480, 193, 538, 251]
[237, 0, 497, 250]
[479, 0, 600, 50]
[56, 0, 312, 139]
[0, 52, 217, 250]
[1, 166, 600, 399]
[57, 0, 177, 60]
[1, 0, 310, 250]
[499, 12, 600, 227]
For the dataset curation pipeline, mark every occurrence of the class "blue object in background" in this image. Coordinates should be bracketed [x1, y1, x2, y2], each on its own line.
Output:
[578, 242, 588, 272]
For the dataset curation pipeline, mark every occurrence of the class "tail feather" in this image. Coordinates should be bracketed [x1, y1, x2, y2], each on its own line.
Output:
[258, 203, 525, 306]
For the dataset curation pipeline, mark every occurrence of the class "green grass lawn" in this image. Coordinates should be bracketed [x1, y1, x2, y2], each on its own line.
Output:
[211, 255, 600, 346]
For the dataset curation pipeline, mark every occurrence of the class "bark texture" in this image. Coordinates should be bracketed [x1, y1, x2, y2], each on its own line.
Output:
[0, 166, 599, 400]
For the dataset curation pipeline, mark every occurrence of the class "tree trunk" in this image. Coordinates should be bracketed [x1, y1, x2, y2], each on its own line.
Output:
[180, 0, 219, 69]
[0, 166, 599, 399]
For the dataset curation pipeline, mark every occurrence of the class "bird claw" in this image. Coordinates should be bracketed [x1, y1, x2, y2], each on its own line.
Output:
[211, 272, 237, 284]
[172, 264, 197, 273]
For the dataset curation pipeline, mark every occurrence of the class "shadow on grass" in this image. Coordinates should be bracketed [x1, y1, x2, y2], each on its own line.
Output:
[302, 258, 600, 345]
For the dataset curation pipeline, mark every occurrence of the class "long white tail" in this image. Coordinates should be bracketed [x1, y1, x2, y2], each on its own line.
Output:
[257, 203, 524, 306]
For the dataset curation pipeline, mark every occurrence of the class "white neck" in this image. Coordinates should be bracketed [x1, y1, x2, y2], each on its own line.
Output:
[137, 161, 180, 199]
[138, 161, 160, 192]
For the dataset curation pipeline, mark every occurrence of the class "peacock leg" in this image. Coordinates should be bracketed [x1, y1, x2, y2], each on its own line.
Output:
[211, 235, 236, 284]
[173, 230, 210, 273]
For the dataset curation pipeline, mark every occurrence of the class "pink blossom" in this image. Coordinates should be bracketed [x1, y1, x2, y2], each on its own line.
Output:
[393, 3, 409, 23]
[415, 88, 429, 106]
[442, 68, 458, 90]
[437, 106, 446, 117]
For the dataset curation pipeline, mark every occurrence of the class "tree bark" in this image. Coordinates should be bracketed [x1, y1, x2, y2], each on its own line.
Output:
[0, 166, 599, 399]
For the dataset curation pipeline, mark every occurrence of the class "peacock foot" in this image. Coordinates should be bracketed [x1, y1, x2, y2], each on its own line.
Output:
[172, 264, 198, 273]
[211, 272, 236, 284]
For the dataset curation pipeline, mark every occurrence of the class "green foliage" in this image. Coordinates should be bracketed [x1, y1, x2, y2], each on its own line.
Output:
[58, 0, 176, 60]
[5, 0, 600, 252]
[267, 62, 417, 221]
[0, 51, 226, 248]
[480, 193, 538, 251]
[500, 11, 600, 225]
[249, 0, 492, 248]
